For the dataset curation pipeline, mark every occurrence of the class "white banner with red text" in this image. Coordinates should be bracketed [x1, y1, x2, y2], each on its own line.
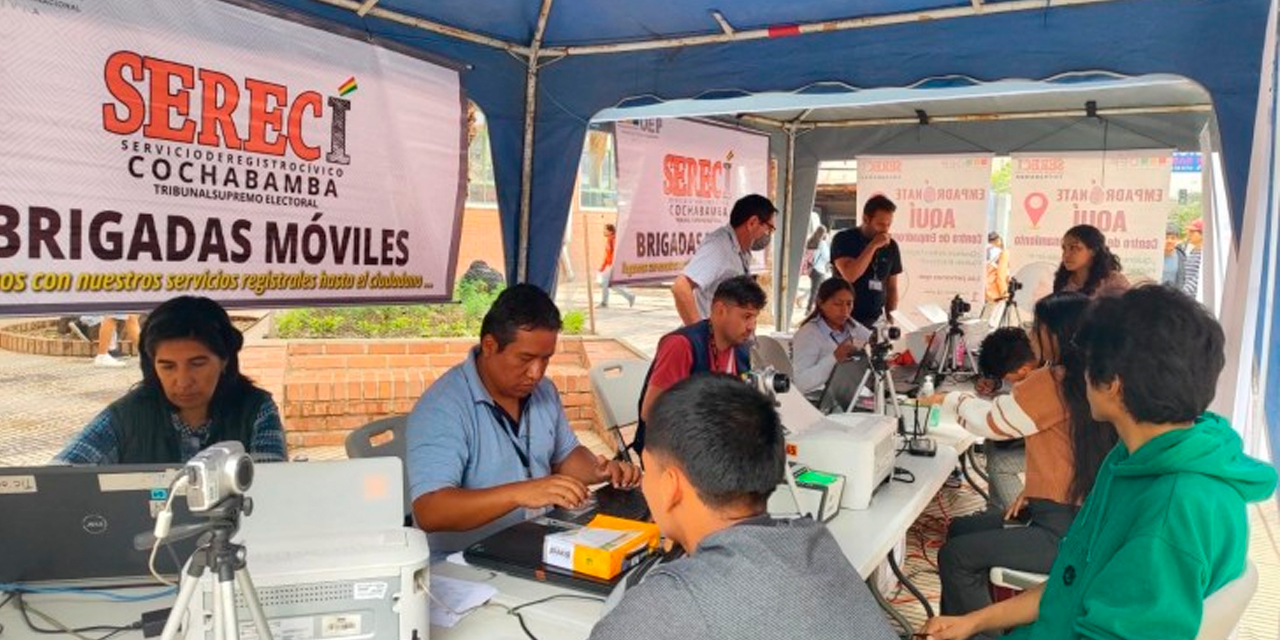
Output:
[0, 0, 464, 313]
[1008, 150, 1173, 291]
[856, 154, 993, 328]
[611, 118, 770, 284]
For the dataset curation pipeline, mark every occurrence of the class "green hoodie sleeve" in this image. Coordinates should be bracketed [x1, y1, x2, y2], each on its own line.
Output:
[1075, 534, 1206, 640]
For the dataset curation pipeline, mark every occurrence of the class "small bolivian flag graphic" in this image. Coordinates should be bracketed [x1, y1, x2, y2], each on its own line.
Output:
[339, 77, 358, 96]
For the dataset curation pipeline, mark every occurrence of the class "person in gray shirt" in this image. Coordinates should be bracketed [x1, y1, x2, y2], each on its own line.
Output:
[588, 374, 897, 640]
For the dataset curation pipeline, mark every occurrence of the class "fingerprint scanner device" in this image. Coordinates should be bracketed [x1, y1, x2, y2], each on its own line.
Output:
[767, 463, 845, 522]
[784, 413, 897, 510]
[183, 458, 429, 640]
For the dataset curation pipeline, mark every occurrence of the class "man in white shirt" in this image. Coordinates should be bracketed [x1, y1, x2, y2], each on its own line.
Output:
[671, 194, 776, 325]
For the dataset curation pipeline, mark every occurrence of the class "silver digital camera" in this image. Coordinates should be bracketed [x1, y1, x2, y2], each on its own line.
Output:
[184, 441, 254, 512]
[743, 366, 791, 399]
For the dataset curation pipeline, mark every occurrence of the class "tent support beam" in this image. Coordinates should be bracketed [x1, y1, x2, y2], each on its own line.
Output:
[538, 0, 1127, 57]
[314, 0, 525, 52]
[737, 103, 1211, 131]
[517, 0, 555, 283]
[316, 0, 1125, 59]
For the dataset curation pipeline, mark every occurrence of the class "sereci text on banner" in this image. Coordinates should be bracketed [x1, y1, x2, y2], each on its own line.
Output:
[0, 0, 465, 314]
[610, 119, 770, 285]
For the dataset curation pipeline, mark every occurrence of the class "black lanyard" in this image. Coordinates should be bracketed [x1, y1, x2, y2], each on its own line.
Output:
[488, 402, 532, 478]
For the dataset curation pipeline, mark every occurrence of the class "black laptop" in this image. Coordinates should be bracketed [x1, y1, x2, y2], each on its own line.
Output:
[817, 353, 873, 414]
[463, 485, 652, 595]
[0, 464, 198, 584]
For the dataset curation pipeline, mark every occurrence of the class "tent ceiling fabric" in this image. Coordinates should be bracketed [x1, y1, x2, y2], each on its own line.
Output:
[257, 0, 1268, 294]
[594, 75, 1211, 123]
[593, 75, 1214, 152]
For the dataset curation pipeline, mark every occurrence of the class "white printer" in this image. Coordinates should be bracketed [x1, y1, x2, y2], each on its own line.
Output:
[776, 388, 898, 510]
[183, 528, 429, 640]
[182, 458, 430, 640]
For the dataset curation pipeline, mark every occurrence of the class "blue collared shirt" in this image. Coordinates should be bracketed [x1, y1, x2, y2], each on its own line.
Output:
[407, 347, 580, 553]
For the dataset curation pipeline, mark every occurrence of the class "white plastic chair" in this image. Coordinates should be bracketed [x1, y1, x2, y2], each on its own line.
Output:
[989, 566, 1049, 593]
[344, 415, 411, 520]
[1196, 560, 1259, 640]
[752, 334, 794, 377]
[588, 359, 650, 463]
[989, 560, 1257, 640]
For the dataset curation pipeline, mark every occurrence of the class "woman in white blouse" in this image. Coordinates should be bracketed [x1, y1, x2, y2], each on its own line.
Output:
[790, 277, 872, 397]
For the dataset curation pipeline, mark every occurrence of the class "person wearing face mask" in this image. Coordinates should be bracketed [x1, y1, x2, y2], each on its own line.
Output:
[407, 285, 641, 555]
[671, 194, 777, 326]
[1052, 224, 1130, 298]
[635, 276, 766, 455]
[831, 195, 905, 328]
[55, 296, 287, 465]
[790, 277, 872, 398]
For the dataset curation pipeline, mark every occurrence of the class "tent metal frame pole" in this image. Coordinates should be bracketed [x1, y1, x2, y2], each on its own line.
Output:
[516, 0, 555, 283]
[319, 0, 1124, 58]
[739, 104, 1211, 131]
[538, 0, 1125, 57]
[315, 0, 524, 52]
[778, 124, 798, 331]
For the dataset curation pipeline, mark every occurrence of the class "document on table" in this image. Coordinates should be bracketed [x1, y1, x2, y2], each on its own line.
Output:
[429, 575, 499, 628]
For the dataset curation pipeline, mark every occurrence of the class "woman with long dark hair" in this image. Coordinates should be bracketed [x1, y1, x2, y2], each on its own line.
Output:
[1053, 224, 1130, 297]
[791, 277, 871, 396]
[56, 296, 286, 464]
[919, 292, 1117, 620]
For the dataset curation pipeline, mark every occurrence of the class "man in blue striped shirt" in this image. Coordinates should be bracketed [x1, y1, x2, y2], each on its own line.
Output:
[671, 194, 776, 325]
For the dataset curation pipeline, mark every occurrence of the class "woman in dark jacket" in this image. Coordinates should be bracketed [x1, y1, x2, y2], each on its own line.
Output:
[56, 296, 286, 464]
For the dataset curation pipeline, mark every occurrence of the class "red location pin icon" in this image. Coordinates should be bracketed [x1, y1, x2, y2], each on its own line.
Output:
[1024, 192, 1049, 228]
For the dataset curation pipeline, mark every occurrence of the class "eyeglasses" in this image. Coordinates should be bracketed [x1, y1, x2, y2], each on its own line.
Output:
[762, 220, 777, 233]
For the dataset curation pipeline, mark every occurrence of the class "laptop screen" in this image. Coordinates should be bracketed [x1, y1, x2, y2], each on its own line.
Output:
[0, 464, 194, 584]
[817, 354, 872, 415]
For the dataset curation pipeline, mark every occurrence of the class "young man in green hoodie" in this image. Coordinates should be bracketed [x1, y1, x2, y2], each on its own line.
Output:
[925, 285, 1277, 640]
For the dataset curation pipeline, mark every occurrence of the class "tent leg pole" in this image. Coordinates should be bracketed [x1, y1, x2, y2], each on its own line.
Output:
[517, 0, 555, 284]
[778, 125, 798, 331]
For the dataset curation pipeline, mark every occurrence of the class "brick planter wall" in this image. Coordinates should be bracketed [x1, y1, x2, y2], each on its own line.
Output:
[239, 337, 604, 450]
[0, 320, 135, 358]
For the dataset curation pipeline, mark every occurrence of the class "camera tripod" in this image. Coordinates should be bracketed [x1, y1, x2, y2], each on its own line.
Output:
[981, 277, 1024, 329]
[854, 342, 902, 419]
[994, 295, 1023, 328]
[157, 496, 273, 640]
[936, 320, 978, 378]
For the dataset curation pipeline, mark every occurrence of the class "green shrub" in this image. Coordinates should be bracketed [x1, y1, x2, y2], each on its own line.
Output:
[273, 281, 507, 339]
[562, 309, 585, 335]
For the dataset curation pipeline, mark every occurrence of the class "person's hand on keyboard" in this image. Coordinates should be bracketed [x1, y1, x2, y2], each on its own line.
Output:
[515, 474, 590, 510]
[594, 454, 642, 489]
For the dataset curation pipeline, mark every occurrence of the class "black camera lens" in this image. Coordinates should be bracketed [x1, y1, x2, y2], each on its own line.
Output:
[771, 373, 791, 394]
[886, 326, 902, 340]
